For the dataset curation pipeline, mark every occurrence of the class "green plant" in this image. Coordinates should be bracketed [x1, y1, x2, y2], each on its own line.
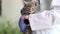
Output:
[0, 22, 6, 34]
[0, 21, 23, 34]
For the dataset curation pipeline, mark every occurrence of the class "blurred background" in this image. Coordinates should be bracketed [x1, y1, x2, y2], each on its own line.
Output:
[0, 0, 23, 34]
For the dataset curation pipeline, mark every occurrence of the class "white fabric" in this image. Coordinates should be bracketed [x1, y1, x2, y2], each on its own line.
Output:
[51, 0, 60, 6]
[29, 10, 54, 31]
[29, 9, 60, 34]
[51, 9, 60, 25]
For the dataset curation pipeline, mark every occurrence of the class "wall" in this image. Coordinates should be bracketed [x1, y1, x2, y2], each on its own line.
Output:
[0, 0, 24, 28]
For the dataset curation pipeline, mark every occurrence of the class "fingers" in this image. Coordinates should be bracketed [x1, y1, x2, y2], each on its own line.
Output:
[24, 15, 29, 19]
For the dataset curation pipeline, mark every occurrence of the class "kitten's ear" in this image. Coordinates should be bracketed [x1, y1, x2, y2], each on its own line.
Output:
[24, 3, 26, 6]
[25, 4, 27, 7]
[23, 1, 28, 6]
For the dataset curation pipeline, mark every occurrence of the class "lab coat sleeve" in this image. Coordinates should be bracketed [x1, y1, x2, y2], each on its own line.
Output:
[29, 11, 54, 31]
[51, 10, 60, 25]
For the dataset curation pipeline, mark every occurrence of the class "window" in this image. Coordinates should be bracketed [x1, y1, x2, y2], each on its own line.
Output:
[38, 0, 40, 5]
[0, 0, 1, 16]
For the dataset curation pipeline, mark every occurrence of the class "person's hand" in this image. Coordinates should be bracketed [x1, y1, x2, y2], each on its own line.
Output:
[24, 15, 29, 19]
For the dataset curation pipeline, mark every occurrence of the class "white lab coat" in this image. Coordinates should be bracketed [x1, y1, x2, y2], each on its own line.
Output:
[29, 9, 60, 34]
[51, 9, 60, 34]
